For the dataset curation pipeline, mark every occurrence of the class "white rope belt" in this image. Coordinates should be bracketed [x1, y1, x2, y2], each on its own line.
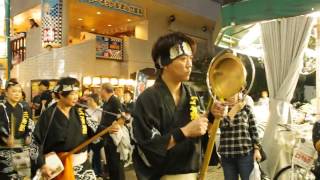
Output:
[160, 173, 198, 180]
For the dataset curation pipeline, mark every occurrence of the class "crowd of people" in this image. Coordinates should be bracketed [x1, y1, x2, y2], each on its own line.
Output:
[0, 31, 318, 180]
[0, 77, 137, 180]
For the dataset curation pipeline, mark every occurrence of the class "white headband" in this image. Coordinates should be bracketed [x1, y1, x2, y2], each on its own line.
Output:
[156, 41, 193, 69]
[169, 42, 193, 60]
[53, 84, 80, 92]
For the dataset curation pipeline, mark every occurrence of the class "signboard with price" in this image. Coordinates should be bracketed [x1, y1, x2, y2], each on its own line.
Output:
[293, 142, 316, 169]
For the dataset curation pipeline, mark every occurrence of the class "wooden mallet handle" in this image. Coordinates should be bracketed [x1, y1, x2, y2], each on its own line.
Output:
[199, 117, 221, 180]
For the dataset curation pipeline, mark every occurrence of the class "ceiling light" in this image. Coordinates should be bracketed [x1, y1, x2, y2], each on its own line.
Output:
[91, 28, 95, 31]
[127, 19, 132, 22]
[78, 18, 83, 21]
[32, 10, 41, 21]
[108, 24, 112, 27]
[97, 11, 101, 15]
[13, 15, 24, 25]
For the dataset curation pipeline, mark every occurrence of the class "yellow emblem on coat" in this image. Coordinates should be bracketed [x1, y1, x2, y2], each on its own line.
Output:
[190, 96, 199, 121]
[18, 111, 29, 132]
[77, 108, 87, 135]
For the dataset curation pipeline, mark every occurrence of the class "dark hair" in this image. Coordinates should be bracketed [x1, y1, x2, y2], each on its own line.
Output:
[22, 91, 26, 100]
[101, 83, 113, 93]
[55, 77, 80, 99]
[39, 80, 50, 88]
[5, 78, 20, 90]
[29, 18, 39, 28]
[88, 93, 100, 105]
[152, 32, 196, 69]
[124, 90, 133, 98]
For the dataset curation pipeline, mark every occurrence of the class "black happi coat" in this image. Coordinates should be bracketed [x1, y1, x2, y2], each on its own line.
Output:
[30, 103, 98, 177]
[0, 101, 33, 141]
[0, 101, 33, 179]
[132, 77, 202, 179]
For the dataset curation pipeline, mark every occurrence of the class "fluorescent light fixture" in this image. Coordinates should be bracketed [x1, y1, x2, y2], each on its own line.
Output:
[92, 77, 101, 85]
[83, 76, 92, 85]
[101, 78, 110, 83]
[127, 79, 135, 86]
[110, 78, 118, 85]
[118, 79, 126, 86]
[308, 11, 320, 17]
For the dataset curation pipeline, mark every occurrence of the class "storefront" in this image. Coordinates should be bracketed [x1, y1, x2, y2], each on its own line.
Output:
[9, 0, 217, 101]
[217, 1, 320, 179]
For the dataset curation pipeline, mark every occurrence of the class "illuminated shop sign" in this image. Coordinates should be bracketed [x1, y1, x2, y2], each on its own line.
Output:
[41, 0, 63, 48]
[79, 0, 144, 17]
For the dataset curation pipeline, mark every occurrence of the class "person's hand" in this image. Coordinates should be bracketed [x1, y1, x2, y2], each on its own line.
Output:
[6, 136, 14, 147]
[24, 136, 31, 145]
[41, 164, 53, 179]
[181, 117, 208, 138]
[117, 117, 125, 126]
[33, 103, 40, 108]
[253, 149, 262, 162]
[210, 102, 227, 118]
[109, 121, 120, 134]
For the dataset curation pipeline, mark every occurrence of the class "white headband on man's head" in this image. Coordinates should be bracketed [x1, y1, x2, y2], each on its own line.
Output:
[169, 41, 192, 60]
[156, 41, 193, 69]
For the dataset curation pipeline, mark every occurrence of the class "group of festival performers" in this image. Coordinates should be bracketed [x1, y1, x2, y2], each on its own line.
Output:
[0, 32, 262, 180]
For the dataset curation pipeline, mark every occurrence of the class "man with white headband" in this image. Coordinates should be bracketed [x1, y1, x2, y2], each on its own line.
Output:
[132, 32, 209, 180]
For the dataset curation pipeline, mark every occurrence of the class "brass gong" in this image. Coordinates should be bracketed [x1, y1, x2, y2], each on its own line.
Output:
[207, 51, 247, 100]
[200, 50, 254, 180]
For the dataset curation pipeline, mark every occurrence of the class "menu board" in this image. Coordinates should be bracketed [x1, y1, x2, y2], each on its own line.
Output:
[96, 35, 123, 61]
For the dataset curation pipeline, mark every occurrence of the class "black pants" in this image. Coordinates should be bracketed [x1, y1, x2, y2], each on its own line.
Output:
[105, 138, 125, 180]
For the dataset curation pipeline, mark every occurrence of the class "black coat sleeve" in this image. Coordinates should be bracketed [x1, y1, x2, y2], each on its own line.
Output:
[30, 111, 49, 176]
[98, 96, 122, 132]
[0, 106, 8, 144]
[132, 93, 171, 167]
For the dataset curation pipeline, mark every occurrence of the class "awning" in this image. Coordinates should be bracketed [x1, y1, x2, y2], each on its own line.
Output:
[222, 0, 320, 27]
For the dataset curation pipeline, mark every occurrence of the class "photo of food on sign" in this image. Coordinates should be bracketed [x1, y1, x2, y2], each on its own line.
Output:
[96, 35, 123, 60]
